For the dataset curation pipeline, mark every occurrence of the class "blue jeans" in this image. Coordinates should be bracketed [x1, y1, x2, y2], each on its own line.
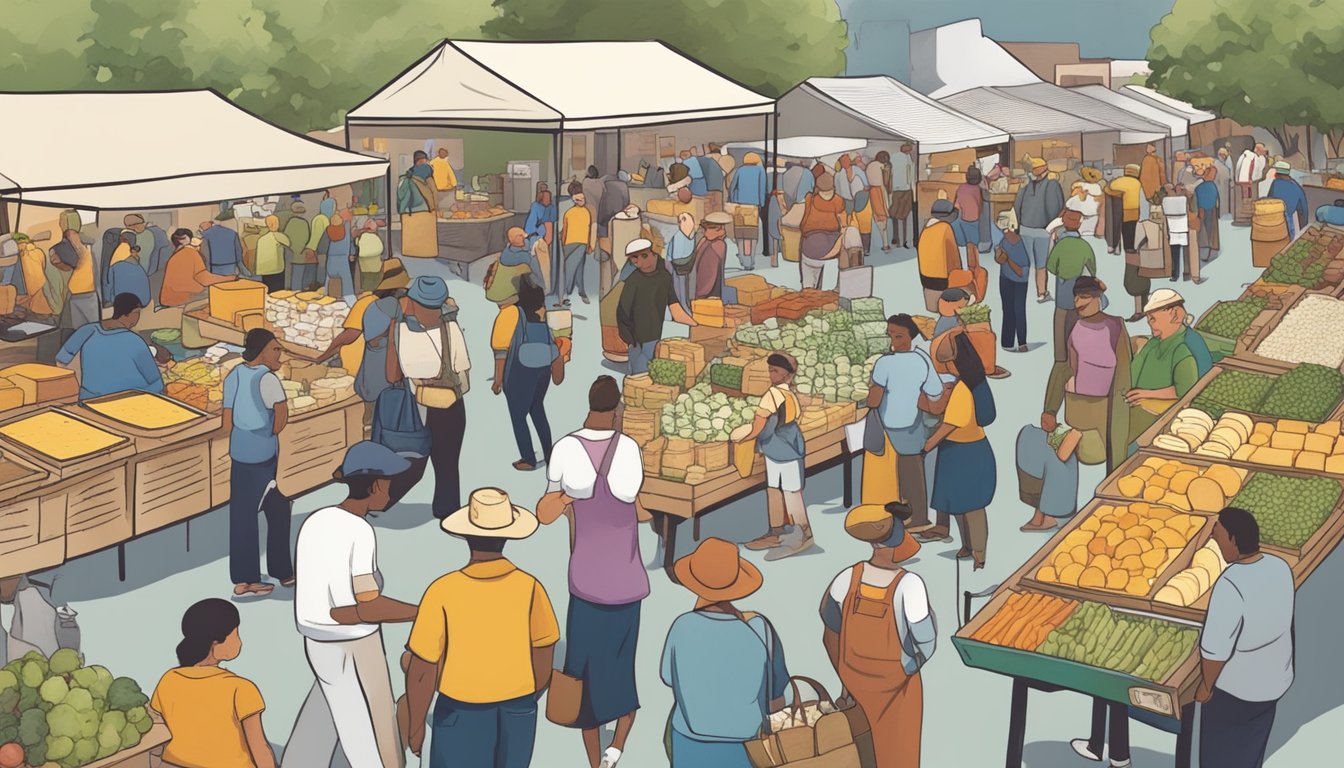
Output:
[558, 243, 588, 300]
[228, 457, 291, 585]
[503, 365, 553, 465]
[431, 695, 537, 768]
[628, 340, 657, 375]
[999, 275, 1028, 348]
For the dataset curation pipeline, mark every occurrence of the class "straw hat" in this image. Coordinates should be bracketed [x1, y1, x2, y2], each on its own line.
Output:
[673, 538, 763, 603]
[375, 258, 409, 291]
[442, 487, 538, 540]
[845, 504, 921, 562]
[1029, 157, 1048, 171]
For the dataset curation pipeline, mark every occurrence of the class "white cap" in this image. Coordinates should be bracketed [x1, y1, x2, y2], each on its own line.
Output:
[625, 238, 653, 255]
[1143, 288, 1184, 314]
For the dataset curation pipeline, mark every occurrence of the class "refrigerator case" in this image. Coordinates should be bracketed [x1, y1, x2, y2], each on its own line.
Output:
[505, 161, 541, 212]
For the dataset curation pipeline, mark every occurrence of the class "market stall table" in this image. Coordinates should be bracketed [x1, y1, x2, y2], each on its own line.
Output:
[433, 210, 525, 280]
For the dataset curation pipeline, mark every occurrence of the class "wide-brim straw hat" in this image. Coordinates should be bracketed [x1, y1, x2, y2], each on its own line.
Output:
[442, 487, 538, 540]
[375, 258, 409, 291]
[673, 538, 763, 603]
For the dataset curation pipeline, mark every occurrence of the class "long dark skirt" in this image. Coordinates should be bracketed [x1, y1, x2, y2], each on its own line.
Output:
[563, 595, 642, 729]
[931, 438, 996, 514]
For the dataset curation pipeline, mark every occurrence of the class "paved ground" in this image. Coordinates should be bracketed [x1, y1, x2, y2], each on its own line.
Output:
[18, 219, 1341, 767]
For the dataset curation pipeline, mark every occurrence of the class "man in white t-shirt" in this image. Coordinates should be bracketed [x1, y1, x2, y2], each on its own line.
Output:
[283, 441, 418, 768]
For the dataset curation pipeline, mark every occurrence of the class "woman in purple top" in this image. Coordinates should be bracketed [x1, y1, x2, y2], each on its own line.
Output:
[538, 375, 650, 768]
[953, 166, 985, 269]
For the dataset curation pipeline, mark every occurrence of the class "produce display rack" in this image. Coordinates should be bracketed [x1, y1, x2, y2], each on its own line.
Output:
[0, 393, 365, 583]
[642, 424, 859, 577]
[1236, 287, 1344, 372]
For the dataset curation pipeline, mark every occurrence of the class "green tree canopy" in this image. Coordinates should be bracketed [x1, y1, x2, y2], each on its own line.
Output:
[484, 0, 848, 97]
[1147, 0, 1344, 157]
[1, 0, 497, 132]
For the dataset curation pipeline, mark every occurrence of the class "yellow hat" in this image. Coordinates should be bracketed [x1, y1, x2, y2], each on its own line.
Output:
[1030, 157, 1048, 170]
[744, 152, 762, 166]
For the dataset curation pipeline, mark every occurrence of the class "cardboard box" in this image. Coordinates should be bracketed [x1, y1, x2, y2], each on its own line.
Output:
[210, 279, 268, 324]
[0, 363, 78, 404]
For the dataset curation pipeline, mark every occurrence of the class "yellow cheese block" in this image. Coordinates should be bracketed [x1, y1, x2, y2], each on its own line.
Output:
[295, 291, 324, 302]
[210, 279, 267, 324]
[1303, 433, 1335, 455]
[84, 392, 202, 430]
[1250, 446, 1294, 467]
[313, 296, 337, 306]
[1270, 431, 1305, 451]
[0, 411, 125, 461]
[1326, 454, 1344, 475]
[0, 364, 78, 404]
[0, 382, 23, 413]
[1314, 420, 1341, 438]
[269, 290, 296, 301]
[691, 298, 725, 318]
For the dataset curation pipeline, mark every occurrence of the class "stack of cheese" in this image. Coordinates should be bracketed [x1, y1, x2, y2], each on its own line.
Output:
[1155, 539, 1228, 607]
[0, 363, 79, 407]
[691, 298, 726, 329]
[265, 291, 350, 351]
[310, 374, 356, 408]
[1153, 409, 1252, 460]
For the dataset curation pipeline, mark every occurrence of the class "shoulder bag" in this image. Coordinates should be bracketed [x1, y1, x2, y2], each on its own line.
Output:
[411, 322, 462, 410]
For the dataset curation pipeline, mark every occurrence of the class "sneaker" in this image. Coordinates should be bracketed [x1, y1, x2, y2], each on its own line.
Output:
[1017, 345, 1028, 353]
[1111, 760, 1132, 768]
[1070, 739, 1103, 762]
[1037, 292, 1052, 304]
[764, 534, 816, 561]
[1193, 277, 1207, 285]
[744, 533, 785, 551]
[600, 747, 622, 767]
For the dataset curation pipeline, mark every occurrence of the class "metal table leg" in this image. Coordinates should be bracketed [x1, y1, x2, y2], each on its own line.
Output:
[1175, 703, 1196, 768]
[662, 515, 683, 583]
[117, 543, 126, 582]
[1005, 678, 1029, 768]
[842, 450, 854, 508]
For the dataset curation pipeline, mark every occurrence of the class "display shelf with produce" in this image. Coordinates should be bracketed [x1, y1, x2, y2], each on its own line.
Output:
[1193, 294, 1276, 361]
[1244, 290, 1344, 370]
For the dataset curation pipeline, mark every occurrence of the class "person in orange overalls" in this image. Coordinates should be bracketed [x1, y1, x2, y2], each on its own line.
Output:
[820, 502, 937, 768]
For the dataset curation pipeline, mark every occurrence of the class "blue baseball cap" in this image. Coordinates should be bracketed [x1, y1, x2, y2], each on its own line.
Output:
[408, 275, 450, 309]
[338, 441, 411, 479]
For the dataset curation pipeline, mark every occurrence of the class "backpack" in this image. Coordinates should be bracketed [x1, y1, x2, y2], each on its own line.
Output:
[371, 380, 431, 457]
[511, 306, 558, 370]
[326, 221, 347, 242]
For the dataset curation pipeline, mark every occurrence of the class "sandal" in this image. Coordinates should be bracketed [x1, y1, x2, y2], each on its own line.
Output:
[916, 526, 951, 542]
[1020, 521, 1057, 532]
[513, 460, 537, 471]
[955, 548, 972, 561]
[233, 583, 274, 597]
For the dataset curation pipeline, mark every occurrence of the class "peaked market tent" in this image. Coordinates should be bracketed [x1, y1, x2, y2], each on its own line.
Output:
[0, 90, 388, 211]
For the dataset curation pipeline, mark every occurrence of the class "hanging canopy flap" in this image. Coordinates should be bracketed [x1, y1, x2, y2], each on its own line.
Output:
[725, 136, 868, 160]
[347, 40, 776, 132]
[940, 87, 1111, 140]
[1073, 85, 1190, 139]
[0, 90, 387, 211]
[994, 83, 1169, 145]
[909, 19, 1042, 98]
[1121, 85, 1218, 126]
[782, 77, 1008, 154]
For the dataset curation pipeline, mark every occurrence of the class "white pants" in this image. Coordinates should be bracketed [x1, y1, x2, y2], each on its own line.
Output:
[800, 255, 836, 290]
[282, 633, 404, 768]
[766, 457, 803, 492]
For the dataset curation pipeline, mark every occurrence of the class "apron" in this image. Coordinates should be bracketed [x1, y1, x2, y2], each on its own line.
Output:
[569, 435, 650, 605]
[838, 564, 922, 768]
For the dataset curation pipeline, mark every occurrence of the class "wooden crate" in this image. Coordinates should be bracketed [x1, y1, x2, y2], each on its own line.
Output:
[277, 407, 349, 497]
[0, 407, 135, 481]
[62, 464, 131, 558]
[133, 441, 212, 535]
[74, 391, 218, 453]
[84, 722, 171, 768]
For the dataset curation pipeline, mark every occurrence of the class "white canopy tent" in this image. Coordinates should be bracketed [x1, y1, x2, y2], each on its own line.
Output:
[940, 87, 1110, 140]
[0, 90, 388, 211]
[725, 136, 867, 161]
[908, 19, 1041, 99]
[1121, 86, 1218, 127]
[347, 40, 775, 132]
[1073, 85, 1191, 141]
[994, 83, 1168, 146]
[778, 77, 1009, 153]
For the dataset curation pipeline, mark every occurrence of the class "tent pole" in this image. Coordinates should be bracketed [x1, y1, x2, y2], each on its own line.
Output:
[385, 141, 393, 255]
[617, 129, 624, 174]
[553, 131, 563, 296]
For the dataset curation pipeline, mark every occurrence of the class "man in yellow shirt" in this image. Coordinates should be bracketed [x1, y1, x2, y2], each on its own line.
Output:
[917, 200, 962, 312]
[1105, 164, 1149, 320]
[405, 488, 558, 765]
[556, 186, 593, 308]
[51, 229, 99, 338]
[431, 148, 458, 192]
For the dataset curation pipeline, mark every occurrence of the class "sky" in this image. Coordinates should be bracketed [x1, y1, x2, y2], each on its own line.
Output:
[840, 0, 1179, 68]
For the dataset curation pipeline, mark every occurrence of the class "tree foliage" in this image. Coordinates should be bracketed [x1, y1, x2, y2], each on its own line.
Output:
[1147, 0, 1344, 154]
[0, 0, 497, 132]
[483, 0, 848, 97]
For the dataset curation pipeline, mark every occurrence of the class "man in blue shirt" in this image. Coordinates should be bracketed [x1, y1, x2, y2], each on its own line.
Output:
[105, 244, 152, 308]
[200, 219, 243, 275]
[1266, 161, 1309, 238]
[681, 149, 708, 196]
[524, 186, 557, 256]
[57, 293, 167, 399]
[995, 216, 1032, 352]
[1194, 165, 1221, 262]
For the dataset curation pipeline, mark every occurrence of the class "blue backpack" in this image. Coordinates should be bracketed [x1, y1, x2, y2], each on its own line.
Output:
[510, 307, 557, 372]
[371, 381, 431, 457]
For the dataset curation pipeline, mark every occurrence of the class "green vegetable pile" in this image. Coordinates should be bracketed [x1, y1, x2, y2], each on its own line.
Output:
[149, 328, 181, 345]
[1191, 369, 1275, 418]
[1036, 602, 1199, 683]
[709, 363, 743, 390]
[660, 384, 756, 442]
[1258, 364, 1344, 422]
[956, 303, 992, 325]
[647, 358, 687, 388]
[1196, 296, 1268, 339]
[794, 354, 879, 404]
[1230, 473, 1341, 549]
[855, 321, 891, 356]
[0, 649, 152, 767]
[1263, 239, 1327, 288]
[1193, 364, 1344, 421]
[847, 297, 887, 325]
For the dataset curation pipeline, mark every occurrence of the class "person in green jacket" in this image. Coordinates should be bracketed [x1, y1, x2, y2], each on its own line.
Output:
[1045, 210, 1097, 369]
[282, 202, 311, 291]
[1127, 288, 1203, 441]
